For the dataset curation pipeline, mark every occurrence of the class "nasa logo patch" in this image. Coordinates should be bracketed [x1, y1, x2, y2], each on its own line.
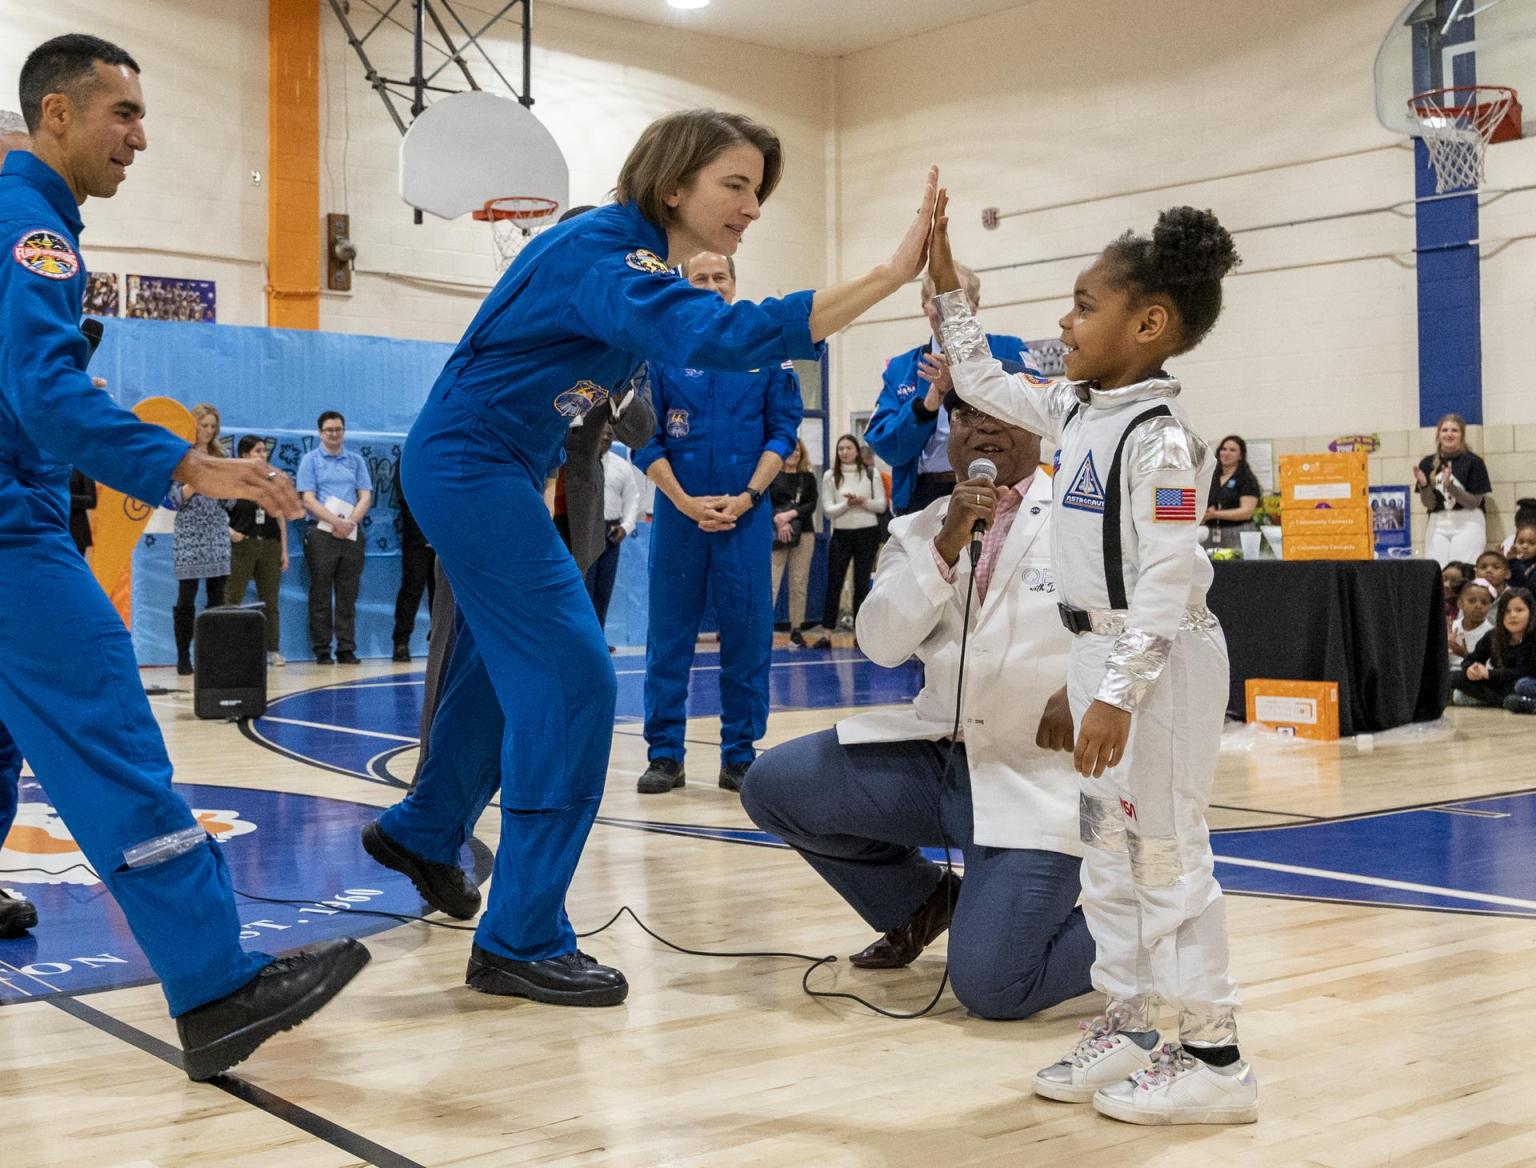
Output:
[896, 383, 918, 400]
[624, 249, 671, 274]
[12, 230, 79, 281]
[666, 408, 690, 438]
[553, 379, 610, 419]
[1020, 372, 1054, 388]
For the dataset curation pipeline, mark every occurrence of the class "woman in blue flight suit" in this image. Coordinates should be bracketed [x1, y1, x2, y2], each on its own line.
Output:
[364, 108, 939, 1006]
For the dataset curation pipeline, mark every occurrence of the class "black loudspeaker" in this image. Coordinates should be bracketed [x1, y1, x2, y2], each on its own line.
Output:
[194, 606, 267, 720]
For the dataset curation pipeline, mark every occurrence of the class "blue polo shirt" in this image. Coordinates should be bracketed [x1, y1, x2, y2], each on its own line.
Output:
[296, 445, 372, 509]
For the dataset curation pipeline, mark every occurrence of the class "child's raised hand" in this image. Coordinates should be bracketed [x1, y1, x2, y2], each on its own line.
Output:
[927, 188, 962, 296]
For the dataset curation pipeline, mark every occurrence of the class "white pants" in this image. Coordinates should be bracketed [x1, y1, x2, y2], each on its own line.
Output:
[1425, 508, 1486, 567]
[1069, 625, 1241, 1045]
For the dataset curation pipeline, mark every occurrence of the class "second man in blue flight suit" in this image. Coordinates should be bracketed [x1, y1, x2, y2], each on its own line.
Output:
[634, 252, 804, 794]
[864, 263, 1031, 515]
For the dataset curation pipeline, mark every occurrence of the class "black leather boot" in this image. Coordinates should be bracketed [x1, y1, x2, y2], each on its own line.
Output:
[174, 604, 195, 675]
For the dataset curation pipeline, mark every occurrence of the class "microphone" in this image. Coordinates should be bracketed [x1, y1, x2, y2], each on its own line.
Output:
[81, 317, 105, 361]
[966, 457, 997, 566]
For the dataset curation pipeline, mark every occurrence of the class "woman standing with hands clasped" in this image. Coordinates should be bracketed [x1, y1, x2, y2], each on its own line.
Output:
[770, 437, 820, 647]
[1417, 413, 1491, 566]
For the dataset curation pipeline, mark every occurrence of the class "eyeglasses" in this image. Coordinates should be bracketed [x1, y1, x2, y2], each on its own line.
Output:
[949, 404, 998, 427]
[321, 426, 345, 434]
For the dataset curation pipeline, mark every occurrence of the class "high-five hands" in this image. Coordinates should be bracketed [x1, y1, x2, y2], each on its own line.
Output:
[927, 189, 962, 296]
[882, 166, 941, 286]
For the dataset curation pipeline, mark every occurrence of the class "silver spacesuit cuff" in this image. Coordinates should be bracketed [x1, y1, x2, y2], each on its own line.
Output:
[933, 290, 989, 364]
[1179, 1008, 1239, 1048]
[1093, 627, 1173, 712]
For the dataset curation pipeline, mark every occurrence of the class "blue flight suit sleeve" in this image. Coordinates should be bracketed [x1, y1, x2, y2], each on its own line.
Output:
[567, 252, 822, 373]
[863, 353, 935, 469]
[631, 366, 671, 475]
[763, 363, 804, 461]
[0, 241, 188, 505]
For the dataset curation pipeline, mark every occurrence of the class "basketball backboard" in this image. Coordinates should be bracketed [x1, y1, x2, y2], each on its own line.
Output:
[399, 91, 569, 221]
[1375, 0, 1536, 135]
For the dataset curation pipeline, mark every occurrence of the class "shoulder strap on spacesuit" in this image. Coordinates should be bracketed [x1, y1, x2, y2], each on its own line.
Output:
[1103, 405, 1173, 610]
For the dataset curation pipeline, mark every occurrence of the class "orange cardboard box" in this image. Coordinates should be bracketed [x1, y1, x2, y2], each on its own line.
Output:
[1281, 506, 1373, 536]
[1279, 453, 1368, 509]
[1245, 679, 1340, 740]
[1284, 532, 1374, 561]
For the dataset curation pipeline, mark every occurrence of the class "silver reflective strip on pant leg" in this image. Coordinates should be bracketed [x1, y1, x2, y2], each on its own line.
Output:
[122, 825, 208, 869]
[1179, 1007, 1238, 1047]
[1107, 994, 1160, 1033]
[1081, 792, 1128, 851]
[1128, 833, 1185, 887]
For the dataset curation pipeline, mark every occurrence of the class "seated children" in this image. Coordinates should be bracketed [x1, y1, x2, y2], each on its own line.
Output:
[1453, 586, 1536, 712]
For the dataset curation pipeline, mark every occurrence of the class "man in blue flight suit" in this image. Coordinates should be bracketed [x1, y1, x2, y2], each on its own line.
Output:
[0, 34, 367, 1079]
[633, 252, 804, 795]
[864, 263, 1031, 515]
[0, 107, 38, 940]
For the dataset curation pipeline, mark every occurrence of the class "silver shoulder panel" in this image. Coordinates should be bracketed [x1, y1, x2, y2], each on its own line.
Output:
[1128, 416, 1208, 477]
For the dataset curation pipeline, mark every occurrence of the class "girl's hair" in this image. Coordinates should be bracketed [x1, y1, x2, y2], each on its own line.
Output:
[235, 434, 266, 458]
[785, 437, 810, 471]
[1515, 497, 1536, 528]
[1489, 586, 1534, 667]
[190, 403, 225, 457]
[615, 109, 783, 228]
[1101, 206, 1241, 354]
[831, 432, 864, 490]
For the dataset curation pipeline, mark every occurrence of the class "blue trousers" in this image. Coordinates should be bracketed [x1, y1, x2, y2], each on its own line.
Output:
[644, 493, 773, 766]
[0, 476, 268, 1015]
[741, 729, 1095, 1019]
[381, 404, 616, 961]
[0, 718, 19, 852]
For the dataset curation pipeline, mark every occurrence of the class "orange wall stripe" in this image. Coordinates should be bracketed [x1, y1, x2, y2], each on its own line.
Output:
[267, 0, 321, 329]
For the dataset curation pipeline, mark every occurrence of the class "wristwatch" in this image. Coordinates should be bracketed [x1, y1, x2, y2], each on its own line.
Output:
[745, 487, 764, 507]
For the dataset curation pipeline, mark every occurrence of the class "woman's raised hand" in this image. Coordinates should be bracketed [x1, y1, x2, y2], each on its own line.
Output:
[927, 188, 961, 296]
[883, 167, 940, 284]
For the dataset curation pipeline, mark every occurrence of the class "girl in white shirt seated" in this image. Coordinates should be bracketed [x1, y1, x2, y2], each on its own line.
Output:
[1449, 577, 1495, 671]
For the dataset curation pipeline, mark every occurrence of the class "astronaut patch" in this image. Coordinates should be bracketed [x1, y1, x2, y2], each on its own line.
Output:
[1061, 450, 1105, 514]
[666, 408, 690, 438]
[1020, 372, 1055, 388]
[624, 249, 671, 274]
[553, 379, 610, 419]
[12, 230, 79, 280]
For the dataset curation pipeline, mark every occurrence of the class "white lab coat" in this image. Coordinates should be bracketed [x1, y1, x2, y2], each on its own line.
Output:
[839, 471, 1079, 854]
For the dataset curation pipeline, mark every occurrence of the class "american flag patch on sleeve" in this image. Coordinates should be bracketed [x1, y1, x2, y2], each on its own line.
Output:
[1153, 486, 1198, 522]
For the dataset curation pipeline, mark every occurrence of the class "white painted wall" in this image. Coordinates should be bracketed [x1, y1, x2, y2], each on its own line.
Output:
[0, 0, 271, 326]
[828, 0, 1536, 470]
[316, 3, 833, 341]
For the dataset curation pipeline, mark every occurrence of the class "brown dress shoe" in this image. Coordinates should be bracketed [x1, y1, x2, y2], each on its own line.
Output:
[848, 869, 961, 969]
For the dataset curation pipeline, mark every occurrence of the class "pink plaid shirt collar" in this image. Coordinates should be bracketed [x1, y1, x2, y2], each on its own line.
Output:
[931, 472, 1036, 604]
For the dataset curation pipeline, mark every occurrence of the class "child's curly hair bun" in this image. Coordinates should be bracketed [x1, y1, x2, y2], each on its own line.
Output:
[1104, 206, 1241, 353]
[1151, 206, 1241, 287]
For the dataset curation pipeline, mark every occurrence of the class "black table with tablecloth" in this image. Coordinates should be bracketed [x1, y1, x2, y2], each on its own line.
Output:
[1205, 559, 1449, 736]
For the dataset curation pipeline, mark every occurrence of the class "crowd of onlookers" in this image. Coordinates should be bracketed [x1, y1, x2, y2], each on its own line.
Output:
[1441, 508, 1536, 714]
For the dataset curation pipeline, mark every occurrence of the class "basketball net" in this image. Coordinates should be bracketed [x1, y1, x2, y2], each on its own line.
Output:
[1407, 86, 1517, 193]
[474, 197, 559, 272]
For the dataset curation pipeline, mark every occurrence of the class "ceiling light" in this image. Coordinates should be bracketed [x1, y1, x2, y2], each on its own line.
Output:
[667, 0, 710, 9]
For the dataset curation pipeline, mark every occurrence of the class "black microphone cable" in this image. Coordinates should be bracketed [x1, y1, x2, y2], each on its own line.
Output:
[5, 571, 982, 1020]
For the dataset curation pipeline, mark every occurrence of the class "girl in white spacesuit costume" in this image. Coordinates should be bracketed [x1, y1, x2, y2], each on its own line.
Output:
[929, 196, 1257, 1126]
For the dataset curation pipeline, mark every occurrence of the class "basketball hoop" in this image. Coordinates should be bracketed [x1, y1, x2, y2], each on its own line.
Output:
[1406, 85, 1522, 193]
[473, 196, 560, 271]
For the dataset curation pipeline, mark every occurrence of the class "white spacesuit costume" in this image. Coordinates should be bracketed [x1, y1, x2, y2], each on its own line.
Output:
[937, 290, 1256, 1125]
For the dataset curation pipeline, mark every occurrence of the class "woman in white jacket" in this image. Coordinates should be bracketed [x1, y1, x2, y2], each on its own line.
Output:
[817, 433, 886, 644]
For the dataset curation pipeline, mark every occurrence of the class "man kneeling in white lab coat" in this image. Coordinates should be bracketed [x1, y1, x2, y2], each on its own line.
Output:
[742, 391, 1092, 1019]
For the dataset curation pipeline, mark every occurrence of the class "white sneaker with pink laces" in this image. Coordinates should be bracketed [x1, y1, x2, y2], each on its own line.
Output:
[1033, 1016, 1157, 1103]
[1092, 1043, 1259, 1125]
